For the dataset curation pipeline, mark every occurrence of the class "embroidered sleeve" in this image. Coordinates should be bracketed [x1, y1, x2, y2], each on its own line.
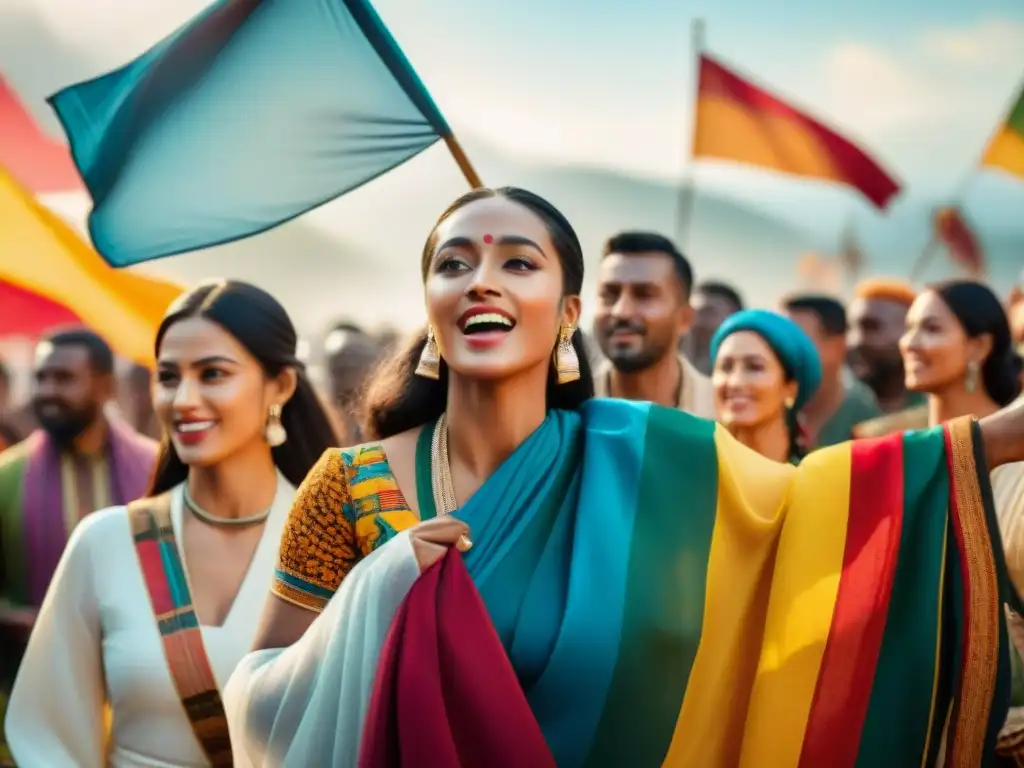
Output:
[272, 448, 357, 613]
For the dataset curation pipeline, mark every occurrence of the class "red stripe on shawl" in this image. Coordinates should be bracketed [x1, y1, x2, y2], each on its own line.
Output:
[798, 434, 905, 767]
[135, 539, 176, 615]
[359, 549, 555, 768]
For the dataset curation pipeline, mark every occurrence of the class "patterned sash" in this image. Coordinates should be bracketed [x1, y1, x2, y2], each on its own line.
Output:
[128, 494, 233, 766]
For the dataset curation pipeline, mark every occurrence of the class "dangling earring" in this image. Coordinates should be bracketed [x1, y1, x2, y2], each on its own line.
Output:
[784, 396, 796, 410]
[554, 324, 580, 384]
[265, 404, 287, 447]
[965, 360, 980, 393]
[415, 327, 441, 380]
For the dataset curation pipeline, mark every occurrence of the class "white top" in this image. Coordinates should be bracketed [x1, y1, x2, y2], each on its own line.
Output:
[4, 474, 295, 768]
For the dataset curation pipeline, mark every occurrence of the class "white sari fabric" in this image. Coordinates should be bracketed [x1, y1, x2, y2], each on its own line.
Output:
[223, 532, 420, 768]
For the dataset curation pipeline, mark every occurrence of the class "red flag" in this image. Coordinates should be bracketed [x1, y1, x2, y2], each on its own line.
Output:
[934, 207, 985, 277]
[0, 280, 81, 337]
[0, 76, 82, 193]
[693, 54, 902, 209]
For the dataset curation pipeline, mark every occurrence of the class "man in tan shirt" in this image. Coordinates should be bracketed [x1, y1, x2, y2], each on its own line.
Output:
[592, 231, 715, 418]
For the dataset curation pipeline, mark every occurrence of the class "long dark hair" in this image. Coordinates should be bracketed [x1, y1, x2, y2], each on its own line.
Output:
[933, 280, 1022, 407]
[363, 187, 595, 440]
[148, 280, 339, 495]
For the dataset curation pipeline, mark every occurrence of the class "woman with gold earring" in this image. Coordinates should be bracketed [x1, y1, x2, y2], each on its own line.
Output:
[228, 190, 1024, 767]
[5, 280, 338, 767]
[709, 309, 821, 464]
[900, 279, 1024, 759]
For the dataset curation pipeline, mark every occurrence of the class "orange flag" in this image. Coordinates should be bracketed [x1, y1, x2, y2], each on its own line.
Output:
[0, 165, 183, 366]
[693, 54, 901, 209]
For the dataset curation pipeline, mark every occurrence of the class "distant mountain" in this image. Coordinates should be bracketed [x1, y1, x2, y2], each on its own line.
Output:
[6, 8, 1021, 346]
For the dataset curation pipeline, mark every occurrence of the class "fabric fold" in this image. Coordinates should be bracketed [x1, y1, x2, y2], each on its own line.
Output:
[223, 531, 420, 768]
[359, 549, 556, 768]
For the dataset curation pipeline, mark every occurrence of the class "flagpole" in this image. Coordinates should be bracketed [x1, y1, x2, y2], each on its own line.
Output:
[907, 172, 976, 284]
[674, 18, 706, 251]
[907, 77, 1024, 283]
[443, 133, 484, 189]
[839, 210, 859, 298]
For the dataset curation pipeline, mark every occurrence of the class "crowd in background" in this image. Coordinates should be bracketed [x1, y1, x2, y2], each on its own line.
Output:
[0, 219, 1023, 766]
[2, 253, 1023, 459]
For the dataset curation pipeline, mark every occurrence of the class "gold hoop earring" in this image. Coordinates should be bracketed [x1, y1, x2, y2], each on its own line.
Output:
[415, 327, 441, 380]
[554, 324, 580, 384]
[965, 360, 980, 393]
[265, 404, 287, 447]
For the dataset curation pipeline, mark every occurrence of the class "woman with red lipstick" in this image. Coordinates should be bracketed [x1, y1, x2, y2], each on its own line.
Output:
[5, 280, 337, 767]
[226, 188, 1024, 768]
[899, 279, 1024, 759]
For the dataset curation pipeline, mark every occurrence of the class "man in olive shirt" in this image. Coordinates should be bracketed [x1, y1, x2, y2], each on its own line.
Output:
[681, 281, 744, 376]
[783, 294, 882, 448]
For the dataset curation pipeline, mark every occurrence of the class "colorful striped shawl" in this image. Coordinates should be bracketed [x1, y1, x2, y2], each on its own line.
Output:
[0, 419, 156, 605]
[128, 494, 232, 766]
[356, 400, 1016, 767]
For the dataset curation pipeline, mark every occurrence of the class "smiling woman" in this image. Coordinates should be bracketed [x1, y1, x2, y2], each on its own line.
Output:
[3, 280, 338, 767]
[710, 309, 823, 464]
[224, 188, 1024, 768]
[899, 280, 1024, 760]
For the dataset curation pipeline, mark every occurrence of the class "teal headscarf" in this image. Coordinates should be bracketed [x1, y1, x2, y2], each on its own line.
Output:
[709, 309, 823, 412]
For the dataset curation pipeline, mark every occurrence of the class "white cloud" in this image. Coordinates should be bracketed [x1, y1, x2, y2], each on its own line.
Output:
[820, 18, 1024, 144]
[919, 19, 1024, 71]
[821, 43, 948, 134]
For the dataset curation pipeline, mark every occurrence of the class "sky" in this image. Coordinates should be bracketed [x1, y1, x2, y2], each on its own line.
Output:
[1, 0, 1023, 335]
[6, 0, 1024, 191]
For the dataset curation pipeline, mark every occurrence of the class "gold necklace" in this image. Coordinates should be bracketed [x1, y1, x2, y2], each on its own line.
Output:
[430, 413, 472, 549]
[430, 412, 458, 516]
[183, 485, 272, 527]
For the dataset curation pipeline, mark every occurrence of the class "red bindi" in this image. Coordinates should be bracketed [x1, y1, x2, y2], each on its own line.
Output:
[482, 234, 494, 244]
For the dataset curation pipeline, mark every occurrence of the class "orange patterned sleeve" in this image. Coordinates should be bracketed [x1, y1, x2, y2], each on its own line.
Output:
[272, 448, 358, 612]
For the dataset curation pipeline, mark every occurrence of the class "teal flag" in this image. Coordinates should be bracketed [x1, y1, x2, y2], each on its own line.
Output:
[50, 0, 464, 266]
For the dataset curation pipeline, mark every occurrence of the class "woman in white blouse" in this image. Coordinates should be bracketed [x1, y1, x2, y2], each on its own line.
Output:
[4, 280, 337, 767]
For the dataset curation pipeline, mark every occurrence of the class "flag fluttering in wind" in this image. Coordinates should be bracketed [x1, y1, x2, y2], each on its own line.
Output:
[0, 76, 82, 193]
[49, 0, 481, 268]
[0, 165, 183, 365]
[933, 206, 985, 277]
[693, 54, 901, 209]
[0, 280, 80, 337]
[981, 82, 1024, 181]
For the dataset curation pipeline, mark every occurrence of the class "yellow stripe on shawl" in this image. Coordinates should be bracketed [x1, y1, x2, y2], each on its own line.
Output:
[740, 441, 852, 765]
[664, 425, 793, 765]
[666, 428, 853, 766]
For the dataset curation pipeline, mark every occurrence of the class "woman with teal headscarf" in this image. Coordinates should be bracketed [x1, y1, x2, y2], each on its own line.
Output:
[222, 188, 1024, 768]
[710, 309, 822, 464]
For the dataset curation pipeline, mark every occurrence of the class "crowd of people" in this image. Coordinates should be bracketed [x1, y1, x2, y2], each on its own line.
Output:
[0, 185, 1022, 766]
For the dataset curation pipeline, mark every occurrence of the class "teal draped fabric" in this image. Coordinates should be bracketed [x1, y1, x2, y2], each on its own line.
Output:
[417, 401, 720, 767]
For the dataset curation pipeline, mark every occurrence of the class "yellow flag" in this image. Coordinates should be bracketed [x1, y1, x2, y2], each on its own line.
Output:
[0, 165, 183, 366]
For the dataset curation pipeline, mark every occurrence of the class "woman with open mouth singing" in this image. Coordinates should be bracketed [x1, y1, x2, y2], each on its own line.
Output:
[226, 187, 1024, 768]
